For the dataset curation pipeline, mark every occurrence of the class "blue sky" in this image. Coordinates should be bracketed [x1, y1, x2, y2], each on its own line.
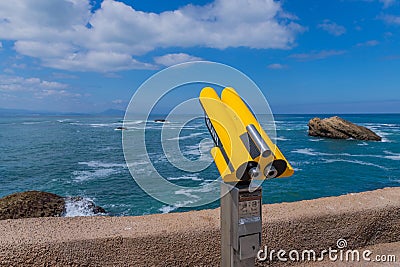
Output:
[0, 0, 399, 114]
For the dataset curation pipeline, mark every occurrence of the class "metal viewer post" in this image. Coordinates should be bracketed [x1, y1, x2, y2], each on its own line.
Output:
[221, 183, 262, 267]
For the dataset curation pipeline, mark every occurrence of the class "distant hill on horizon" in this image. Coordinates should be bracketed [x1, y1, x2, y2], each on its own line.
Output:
[97, 109, 125, 116]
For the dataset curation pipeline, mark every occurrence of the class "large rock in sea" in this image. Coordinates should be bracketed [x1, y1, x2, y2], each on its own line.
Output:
[0, 191, 105, 220]
[308, 116, 381, 141]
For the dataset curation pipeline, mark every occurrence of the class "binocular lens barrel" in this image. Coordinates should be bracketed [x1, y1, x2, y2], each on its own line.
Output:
[246, 124, 272, 158]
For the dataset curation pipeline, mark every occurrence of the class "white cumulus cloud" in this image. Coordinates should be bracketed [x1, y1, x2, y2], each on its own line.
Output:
[380, 0, 396, 8]
[154, 53, 202, 66]
[380, 14, 400, 25]
[0, 75, 65, 91]
[356, 40, 380, 47]
[267, 63, 288, 69]
[351, 0, 396, 9]
[0, 74, 79, 99]
[317, 20, 346, 36]
[289, 50, 347, 61]
[0, 0, 303, 72]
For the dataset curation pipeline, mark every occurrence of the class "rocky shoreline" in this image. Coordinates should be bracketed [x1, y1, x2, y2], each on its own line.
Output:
[0, 191, 106, 220]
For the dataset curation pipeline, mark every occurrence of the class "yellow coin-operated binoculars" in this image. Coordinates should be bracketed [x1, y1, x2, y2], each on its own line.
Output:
[199, 87, 294, 267]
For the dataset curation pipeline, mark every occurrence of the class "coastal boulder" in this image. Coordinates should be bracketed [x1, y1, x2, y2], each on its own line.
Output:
[308, 116, 381, 141]
[0, 191, 106, 220]
[0, 191, 65, 220]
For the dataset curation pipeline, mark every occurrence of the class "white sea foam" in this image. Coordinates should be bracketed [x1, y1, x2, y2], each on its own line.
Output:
[127, 160, 149, 167]
[127, 122, 198, 130]
[292, 148, 400, 162]
[148, 152, 168, 164]
[158, 184, 220, 213]
[289, 161, 305, 171]
[158, 199, 199, 214]
[22, 121, 44, 125]
[123, 120, 145, 125]
[174, 184, 216, 200]
[130, 167, 153, 176]
[182, 140, 214, 158]
[78, 161, 127, 168]
[161, 172, 217, 213]
[199, 180, 216, 187]
[73, 161, 127, 182]
[322, 159, 388, 170]
[292, 148, 320, 156]
[174, 189, 201, 199]
[383, 151, 400, 161]
[72, 168, 119, 182]
[375, 133, 391, 143]
[89, 122, 121, 128]
[159, 205, 178, 213]
[57, 119, 72, 123]
[290, 160, 311, 166]
[167, 132, 204, 141]
[63, 197, 104, 217]
[89, 123, 109, 127]
[363, 126, 392, 142]
[293, 148, 364, 158]
[362, 123, 399, 128]
[275, 136, 289, 141]
[309, 138, 324, 142]
[280, 127, 308, 131]
[102, 203, 130, 209]
[167, 173, 203, 181]
[183, 149, 213, 161]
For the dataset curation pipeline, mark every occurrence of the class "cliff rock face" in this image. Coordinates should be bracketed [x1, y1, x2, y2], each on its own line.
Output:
[308, 116, 381, 141]
[0, 191, 106, 220]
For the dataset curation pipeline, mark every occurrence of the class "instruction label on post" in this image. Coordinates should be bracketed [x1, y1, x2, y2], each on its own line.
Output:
[238, 191, 261, 225]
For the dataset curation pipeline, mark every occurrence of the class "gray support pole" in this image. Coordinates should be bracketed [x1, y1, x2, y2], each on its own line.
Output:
[221, 183, 262, 267]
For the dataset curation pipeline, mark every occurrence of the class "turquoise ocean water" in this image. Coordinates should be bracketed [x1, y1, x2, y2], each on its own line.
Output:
[1, 114, 399, 216]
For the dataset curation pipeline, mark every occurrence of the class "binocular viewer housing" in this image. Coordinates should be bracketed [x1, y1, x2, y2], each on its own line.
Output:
[199, 87, 294, 183]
